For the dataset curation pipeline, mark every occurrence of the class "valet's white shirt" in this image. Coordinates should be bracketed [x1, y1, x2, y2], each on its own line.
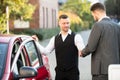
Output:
[38, 29, 85, 55]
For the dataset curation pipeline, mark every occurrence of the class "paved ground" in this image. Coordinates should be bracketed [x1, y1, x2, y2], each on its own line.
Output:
[40, 30, 92, 80]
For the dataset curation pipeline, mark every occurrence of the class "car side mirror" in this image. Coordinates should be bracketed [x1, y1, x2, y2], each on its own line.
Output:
[18, 66, 38, 79]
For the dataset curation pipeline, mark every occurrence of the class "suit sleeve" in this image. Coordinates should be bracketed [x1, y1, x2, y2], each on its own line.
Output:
[82, 23, 103, 57]
[118, 25, 120, 63]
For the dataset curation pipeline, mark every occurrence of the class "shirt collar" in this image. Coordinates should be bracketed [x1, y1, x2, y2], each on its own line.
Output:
[59, 29, 72, 35]
[98, 16, 110, 22]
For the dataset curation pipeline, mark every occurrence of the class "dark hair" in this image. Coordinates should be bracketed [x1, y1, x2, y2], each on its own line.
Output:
[59, 14, 68, 19]
[90, 2, 106, 11]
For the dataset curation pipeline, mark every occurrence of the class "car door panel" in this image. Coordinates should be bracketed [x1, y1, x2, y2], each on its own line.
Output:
[22, 39, 49, 79]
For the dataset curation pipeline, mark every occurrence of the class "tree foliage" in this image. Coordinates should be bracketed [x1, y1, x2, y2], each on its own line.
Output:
[60, 0, 93, 30]
[0, 0, 35, 34]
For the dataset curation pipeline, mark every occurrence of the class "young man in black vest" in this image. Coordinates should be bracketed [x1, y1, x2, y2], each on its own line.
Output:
[39, 14, 84, 80]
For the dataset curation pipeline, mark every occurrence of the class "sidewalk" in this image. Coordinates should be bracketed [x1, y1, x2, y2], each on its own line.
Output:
[79, 30, 92, 80]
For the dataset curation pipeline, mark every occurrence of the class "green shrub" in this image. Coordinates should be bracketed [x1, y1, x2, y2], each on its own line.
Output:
[11, 27, 60, 40]
[11, 26, 85, 41]
[39, 27, 60, 40]
[11, 29, 43, 40]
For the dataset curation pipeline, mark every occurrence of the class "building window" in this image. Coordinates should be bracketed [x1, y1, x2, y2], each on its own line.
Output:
[46, 8, 48, 28]
[54, 10, 57, 27]
[43, 7, 45, 28]
[52, 9, 56, 28]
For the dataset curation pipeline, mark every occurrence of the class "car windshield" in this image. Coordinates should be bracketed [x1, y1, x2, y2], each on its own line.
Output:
[0, 43, 8, 79]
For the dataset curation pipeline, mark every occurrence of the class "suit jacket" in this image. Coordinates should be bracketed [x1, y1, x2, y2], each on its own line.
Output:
[82, 18, 120, 75]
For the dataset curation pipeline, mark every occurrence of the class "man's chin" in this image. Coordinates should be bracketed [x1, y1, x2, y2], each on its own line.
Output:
[95, 19, 98, 22]
[65, 29, 69, 32]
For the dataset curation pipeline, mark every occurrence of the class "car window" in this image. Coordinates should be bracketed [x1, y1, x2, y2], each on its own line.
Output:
[11, 41, 20, 67]
[0, 43, 8, 79]
[11, 41, 27, 75]
[35, 41, 44, 66]
[13, 52, 26, 75]
[25, 41, 40, 67]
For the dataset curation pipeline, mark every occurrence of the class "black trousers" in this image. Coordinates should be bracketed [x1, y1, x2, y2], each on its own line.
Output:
[55, 67, 79, 80]
[92, 74, 108, 80]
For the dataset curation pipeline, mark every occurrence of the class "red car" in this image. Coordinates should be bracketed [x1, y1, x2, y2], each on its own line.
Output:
[0, 34, 51, 80]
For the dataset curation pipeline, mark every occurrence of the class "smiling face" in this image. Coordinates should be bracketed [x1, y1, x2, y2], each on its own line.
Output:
[59, 17, 70, 32]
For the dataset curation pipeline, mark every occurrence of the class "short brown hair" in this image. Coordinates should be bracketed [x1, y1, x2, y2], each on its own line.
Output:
[90, 2, 106, 11]
[59, 14, 68, 20]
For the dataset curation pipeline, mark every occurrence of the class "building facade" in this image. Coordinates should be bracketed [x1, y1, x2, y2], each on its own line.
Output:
[10, 0, 58, 30]
[40, 0, 58, 28]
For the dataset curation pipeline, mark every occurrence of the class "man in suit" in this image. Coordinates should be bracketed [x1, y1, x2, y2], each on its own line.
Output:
[80, 2, 120, 80]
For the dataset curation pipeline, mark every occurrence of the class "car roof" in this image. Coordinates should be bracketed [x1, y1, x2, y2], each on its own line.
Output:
[0, 34, 31, 43]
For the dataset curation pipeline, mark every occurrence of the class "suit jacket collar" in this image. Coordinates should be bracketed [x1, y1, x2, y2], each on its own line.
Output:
[98, 16, 110, 22]
[101, 17, 111, 21]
